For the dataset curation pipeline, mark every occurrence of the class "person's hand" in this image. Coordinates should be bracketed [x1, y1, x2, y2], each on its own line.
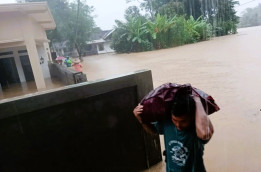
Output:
[192, 94, 201, 103]
[133, 104, 143, 124]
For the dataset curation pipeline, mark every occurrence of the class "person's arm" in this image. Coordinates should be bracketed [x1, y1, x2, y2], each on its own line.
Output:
[194, 96, 214, 141]
[133, 104, 157, 135]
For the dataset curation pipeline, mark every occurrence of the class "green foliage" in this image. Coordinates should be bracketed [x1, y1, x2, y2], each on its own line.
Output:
[145, 14, 175, 48]
[111, 18, 152, 53]
[127, 0, 239, 36]
[158, 1, 185, 18]
[24, 0, 71, 42]
[169, 16, 212, 46]
[238, 4, 261, 28]
[24, 0, 96, 57]
[112, 14, 212, 53]
[186, 16, 212, 42]
[200, 0, 239, 36]
[66, 1, 95, 57]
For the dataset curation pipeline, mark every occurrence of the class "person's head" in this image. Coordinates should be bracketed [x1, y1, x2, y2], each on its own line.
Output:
[171, 93, 195, 131]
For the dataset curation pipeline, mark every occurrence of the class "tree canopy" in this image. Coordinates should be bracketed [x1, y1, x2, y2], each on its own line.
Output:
[112, 0, 238, 53]
[238, 3, 261, 28]
[23, 0, 96, 57]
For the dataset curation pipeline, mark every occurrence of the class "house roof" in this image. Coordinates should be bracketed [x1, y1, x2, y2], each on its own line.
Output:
[0, 2, 56, 30]
[91, 29, 115, 40]
[87, 29, 114, 44]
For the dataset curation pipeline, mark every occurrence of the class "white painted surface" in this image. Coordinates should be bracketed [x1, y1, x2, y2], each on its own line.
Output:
[0, 2, 55, 90]
[104, 41, 114, 53]
[22, 16, 46, 90]
[97, 41, 114, 54]
[37, 44, 50, 78]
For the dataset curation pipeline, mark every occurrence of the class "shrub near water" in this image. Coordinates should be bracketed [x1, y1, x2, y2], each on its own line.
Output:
[111, 15, 212, 53]
[111, 18, 153, 53]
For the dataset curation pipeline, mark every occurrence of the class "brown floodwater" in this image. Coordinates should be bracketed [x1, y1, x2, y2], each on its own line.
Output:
[82, 26, 261, 172]
[0, 78, 64, 100]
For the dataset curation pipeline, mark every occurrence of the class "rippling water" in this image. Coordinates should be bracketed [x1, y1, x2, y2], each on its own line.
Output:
[83, 26, 261, 172]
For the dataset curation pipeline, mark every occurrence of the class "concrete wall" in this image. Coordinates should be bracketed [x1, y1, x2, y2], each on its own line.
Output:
[49, 62, 87, 85]
[97, 41, 115, 54]
[0, 12, 23, 41]
[0, 12, 48, 43]
[32, 18, 47, 41]
[0, 70, 162, 172]
[104, 41, 114, 53]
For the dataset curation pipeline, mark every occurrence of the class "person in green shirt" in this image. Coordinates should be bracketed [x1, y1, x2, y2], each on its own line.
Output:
[64, 56, 72, 67]
[133, 93, 214, 172]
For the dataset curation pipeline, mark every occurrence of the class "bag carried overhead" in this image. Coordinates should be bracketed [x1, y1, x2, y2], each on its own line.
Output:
[140, 83, 220, 123]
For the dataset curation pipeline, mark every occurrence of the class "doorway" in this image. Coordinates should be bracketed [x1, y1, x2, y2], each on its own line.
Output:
[0, 57, 20, 88]
[20, 55, 35, 81]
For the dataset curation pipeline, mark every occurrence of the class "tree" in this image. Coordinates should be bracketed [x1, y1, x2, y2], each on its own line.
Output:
[23, 0, 96, 57]
[111, 17, 152, 53]
[124, 6, 144, 20]
[238, 3, 261, 28]
[197, 0, 239, 35]
[66, 0, 95, 58]
[127, 0, 239, 36]
[145, 14, 175, 48]
[158, 1, 185, 18]
[24, 0, 71, 42]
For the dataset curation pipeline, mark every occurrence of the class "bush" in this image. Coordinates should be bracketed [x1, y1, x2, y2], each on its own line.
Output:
[111, 15, 213, 53]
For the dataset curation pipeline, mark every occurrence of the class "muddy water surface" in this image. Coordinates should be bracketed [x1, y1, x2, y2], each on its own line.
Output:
[82, 26, 261, 172]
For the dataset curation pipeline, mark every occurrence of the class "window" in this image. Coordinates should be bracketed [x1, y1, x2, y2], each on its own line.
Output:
[0, 51, 13, 56]
[18, 50, 27, 54]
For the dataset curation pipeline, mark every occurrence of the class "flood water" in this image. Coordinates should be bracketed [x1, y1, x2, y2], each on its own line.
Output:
[0, 78, 64, 100]
[82, 26, 261, 171]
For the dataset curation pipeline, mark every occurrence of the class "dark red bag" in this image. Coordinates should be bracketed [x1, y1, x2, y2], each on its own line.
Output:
[140, 83, 220, 123]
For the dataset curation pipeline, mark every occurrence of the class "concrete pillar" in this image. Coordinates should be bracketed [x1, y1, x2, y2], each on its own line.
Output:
[22, 17, 46, 90]
[96, 44, 99, 54]
[37, 43, 50, 78]
[13, 49, 26, 83]
[43, 42, 52, 62]
[25, 39, 46, 90]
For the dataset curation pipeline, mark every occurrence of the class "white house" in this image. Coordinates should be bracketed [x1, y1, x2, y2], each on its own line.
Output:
[86, 29, 115, 55]
[0, 2, 55, 90]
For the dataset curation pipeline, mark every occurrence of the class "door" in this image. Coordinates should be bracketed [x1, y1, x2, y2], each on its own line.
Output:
[0, 57, 20, 87]
[20, 55, 35, 81]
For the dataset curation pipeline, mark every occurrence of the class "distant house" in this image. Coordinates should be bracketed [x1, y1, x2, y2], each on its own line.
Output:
[52, 30, 115, 57]
[85, 29, 115, 55]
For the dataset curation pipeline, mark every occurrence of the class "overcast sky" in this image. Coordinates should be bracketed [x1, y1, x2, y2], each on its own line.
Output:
[0, 0, 261, 30]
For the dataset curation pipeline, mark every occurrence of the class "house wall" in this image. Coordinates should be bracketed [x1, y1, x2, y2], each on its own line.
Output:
[104, 41, 114, 53]
[0, 12, 48, 43]
[37, 44, 51, 78]
[0, 11, 53, 89]
[32, 19, 47, 41]
[0, 45, 51, 83]
[0, 12, 24, 42]
[84, 44, 98, 56]
[97, 41, 114, 54]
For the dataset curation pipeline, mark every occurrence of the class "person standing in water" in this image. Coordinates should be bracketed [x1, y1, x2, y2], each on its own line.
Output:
[72, 58, 83, 72]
